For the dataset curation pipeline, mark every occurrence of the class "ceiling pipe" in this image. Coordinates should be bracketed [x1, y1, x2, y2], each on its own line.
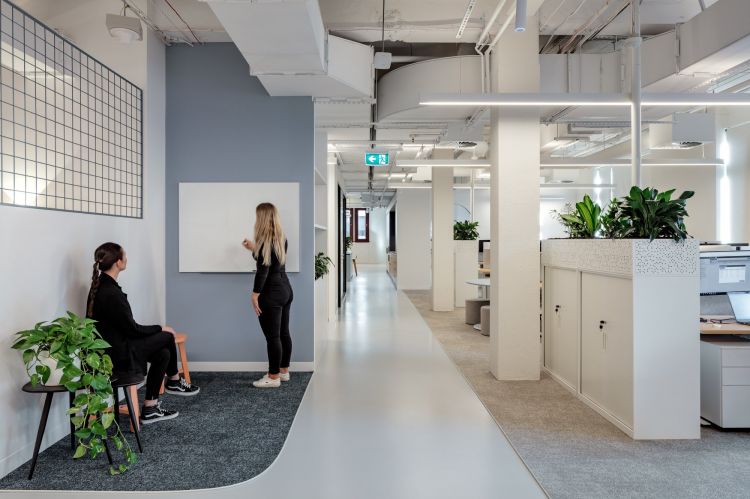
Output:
[515, 0, 527, 32]
[628, 0, 642, 187]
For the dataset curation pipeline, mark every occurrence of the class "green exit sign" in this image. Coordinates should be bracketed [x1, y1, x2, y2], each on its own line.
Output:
[365, 152, 389, 166]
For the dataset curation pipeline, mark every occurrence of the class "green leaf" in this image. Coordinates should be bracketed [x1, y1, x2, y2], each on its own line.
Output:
[63, 364, 83, 379]
[85, 352, 101, 370]
[112, 435, 123, 451]
[64, 381, 80, 392]
[75, 428, 92, 439]
[22, 349, 35, 365]
[90, 375, 110, 391]
[73, 444, 86, 459]
[80, 373, 94, 387]
[89, 339, 111, 350]
[109, 466, 120, 476]
[101, 412, 115, 429]
[70, 416, 84, 428]
[119, 464, 128, 473]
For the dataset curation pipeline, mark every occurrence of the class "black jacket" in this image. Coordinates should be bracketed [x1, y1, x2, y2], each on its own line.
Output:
[90, 273, 161, 376]
[253, 240, 289, 293]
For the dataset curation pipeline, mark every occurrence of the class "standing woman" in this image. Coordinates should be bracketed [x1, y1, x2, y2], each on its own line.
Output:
[242, 203, 293, 388]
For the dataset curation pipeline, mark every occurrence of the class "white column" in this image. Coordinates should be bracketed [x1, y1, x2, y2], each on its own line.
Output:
[488, 16, 541, 380]
[431, 154, 454, 311]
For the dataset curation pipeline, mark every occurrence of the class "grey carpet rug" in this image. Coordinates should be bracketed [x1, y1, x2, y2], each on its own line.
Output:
[405, 290, 750, 499]
[0, 371, 311, 491]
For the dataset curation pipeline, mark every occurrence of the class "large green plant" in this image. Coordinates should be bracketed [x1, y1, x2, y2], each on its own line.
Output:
[12, 312, 137, 475]
[345, 236, 353, 252]
[315, 252, 334, 280]
[619, 186, 694, 241]
[553, 194, 602, 238]
[453, 220, 479, 240]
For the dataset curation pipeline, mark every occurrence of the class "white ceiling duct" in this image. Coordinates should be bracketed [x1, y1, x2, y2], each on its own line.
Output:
[201, 0, 373, 98]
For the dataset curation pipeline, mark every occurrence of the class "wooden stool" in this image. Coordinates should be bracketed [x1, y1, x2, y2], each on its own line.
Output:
[159, 333, 191, 395]
[111, 374, 144, 453]
[22, 382, 113, 479]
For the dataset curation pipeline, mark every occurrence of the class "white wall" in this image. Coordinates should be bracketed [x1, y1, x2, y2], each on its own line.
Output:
[352, 207, 387, 264]
[0, 0, 165, 478]
[396, 189, 431, 290]
[454, 188, 490, 240]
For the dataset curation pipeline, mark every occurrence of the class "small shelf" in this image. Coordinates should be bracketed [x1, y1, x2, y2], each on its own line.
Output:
[314, 167, 326, 185]
[314, 224, 327, 231]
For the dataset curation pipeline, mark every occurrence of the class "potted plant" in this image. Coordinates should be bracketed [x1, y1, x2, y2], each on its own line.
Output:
[453, 220, 480, 307]
[12, 312, 137, 475]
[315, 252, 334, 280]
[345, 236, 353, 253]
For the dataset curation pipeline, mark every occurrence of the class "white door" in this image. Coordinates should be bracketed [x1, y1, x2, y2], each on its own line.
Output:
[581, 272, 633, 427]
[544, 267, 579, 390]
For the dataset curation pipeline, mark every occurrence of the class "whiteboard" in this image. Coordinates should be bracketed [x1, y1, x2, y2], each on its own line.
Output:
[179, 182, 299, 273]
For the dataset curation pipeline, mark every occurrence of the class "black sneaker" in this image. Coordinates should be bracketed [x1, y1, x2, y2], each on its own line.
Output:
[140, 401, 179, 425]
[164, 377, 200, 396]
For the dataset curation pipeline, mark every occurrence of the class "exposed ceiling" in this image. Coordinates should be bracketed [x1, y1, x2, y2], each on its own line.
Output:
[24, 0, 737, 199]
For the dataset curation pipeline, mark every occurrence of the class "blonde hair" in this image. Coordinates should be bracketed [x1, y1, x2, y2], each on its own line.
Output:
[253, 202, 286, 265]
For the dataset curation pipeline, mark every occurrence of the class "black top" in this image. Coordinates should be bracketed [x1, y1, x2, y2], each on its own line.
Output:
[253, 240, 288, 293]
[90, 273, 161, 375]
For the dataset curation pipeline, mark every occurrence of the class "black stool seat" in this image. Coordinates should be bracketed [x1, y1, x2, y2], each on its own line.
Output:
[22, 382, 68, 394]
[21, 381, 113, 479]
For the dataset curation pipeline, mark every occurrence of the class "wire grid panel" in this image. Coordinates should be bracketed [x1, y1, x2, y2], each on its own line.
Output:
[0, 0, 143, 218]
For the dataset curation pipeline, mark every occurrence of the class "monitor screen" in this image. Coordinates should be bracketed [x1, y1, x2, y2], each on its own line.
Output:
[728, 292, 750, 323]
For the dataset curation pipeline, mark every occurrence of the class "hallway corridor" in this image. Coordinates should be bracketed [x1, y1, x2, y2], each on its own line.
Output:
[10, 266, 545, 499]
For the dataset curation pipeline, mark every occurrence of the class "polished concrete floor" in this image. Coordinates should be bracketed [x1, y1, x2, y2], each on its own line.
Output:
[6, 266, 545, 499]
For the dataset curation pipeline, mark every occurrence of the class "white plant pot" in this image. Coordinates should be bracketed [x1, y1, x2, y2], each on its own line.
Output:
[36, 351, 65, 386]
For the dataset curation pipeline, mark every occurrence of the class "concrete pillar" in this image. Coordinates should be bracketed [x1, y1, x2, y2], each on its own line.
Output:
[488, 16, 541, 380]
[431, 150, 454, 311]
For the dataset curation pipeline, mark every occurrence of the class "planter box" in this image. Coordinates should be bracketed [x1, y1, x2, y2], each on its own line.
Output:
[541, 238, 700, 439]
[454, 240, 479, 308]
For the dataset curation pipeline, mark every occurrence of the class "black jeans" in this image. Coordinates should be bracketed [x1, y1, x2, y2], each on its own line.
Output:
[258, 276, 293, 375]
[132, 331, 179, 400]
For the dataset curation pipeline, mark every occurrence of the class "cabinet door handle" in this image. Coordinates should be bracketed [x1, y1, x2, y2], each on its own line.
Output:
[599, 320, 607, 330]
[554, 305, 561, 313]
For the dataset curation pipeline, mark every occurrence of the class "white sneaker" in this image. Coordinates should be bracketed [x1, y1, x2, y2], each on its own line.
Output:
[279, 372, 290, 382]
[253, 375, 281, 388]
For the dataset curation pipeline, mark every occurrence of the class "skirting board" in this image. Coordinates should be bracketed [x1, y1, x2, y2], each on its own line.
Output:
[183, 362, 315, 372]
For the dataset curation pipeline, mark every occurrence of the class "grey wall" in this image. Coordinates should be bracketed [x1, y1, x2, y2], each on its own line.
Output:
[165, 43, 314, 363]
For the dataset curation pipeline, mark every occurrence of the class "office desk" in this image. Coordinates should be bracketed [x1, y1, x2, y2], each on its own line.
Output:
[700, 316, 750, 335]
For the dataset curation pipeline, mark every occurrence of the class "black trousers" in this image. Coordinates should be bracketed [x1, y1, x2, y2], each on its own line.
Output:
[258, 277, 293, 375]
[132, 331, 179, 400]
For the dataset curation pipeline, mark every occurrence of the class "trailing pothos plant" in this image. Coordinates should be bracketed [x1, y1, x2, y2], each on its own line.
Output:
[619, 186, 694, 241]
[552, 194, 601, 238]
[12, 312, 137, 475]
[453, 220, 480, 240]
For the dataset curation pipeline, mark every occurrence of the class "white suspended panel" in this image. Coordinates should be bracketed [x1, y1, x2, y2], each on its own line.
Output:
[203, 0, 372, 97]
[377, 56, 481, 122]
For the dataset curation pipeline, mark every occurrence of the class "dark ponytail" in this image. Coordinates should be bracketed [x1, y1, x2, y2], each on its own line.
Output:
[86, 242, 124, 318]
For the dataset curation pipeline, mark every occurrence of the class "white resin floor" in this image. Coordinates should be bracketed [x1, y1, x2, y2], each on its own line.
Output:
[5, 266, 545, 499]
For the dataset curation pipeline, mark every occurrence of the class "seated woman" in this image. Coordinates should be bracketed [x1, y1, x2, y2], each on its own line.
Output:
[86, 242, 199, 425]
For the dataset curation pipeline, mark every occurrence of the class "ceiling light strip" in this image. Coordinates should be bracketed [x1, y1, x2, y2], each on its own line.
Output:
[419, 92, 750, 107]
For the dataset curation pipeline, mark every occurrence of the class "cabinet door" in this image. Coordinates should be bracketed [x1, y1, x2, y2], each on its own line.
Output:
[544, 267, 579, 390]
[581, 272, 633, 427]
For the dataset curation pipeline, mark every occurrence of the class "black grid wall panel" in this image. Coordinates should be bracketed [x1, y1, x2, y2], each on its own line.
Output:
[0, 0, 143, 218]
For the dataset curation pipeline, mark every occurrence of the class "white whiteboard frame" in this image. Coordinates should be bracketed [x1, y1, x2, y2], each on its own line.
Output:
[179, 182, 300, 273]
